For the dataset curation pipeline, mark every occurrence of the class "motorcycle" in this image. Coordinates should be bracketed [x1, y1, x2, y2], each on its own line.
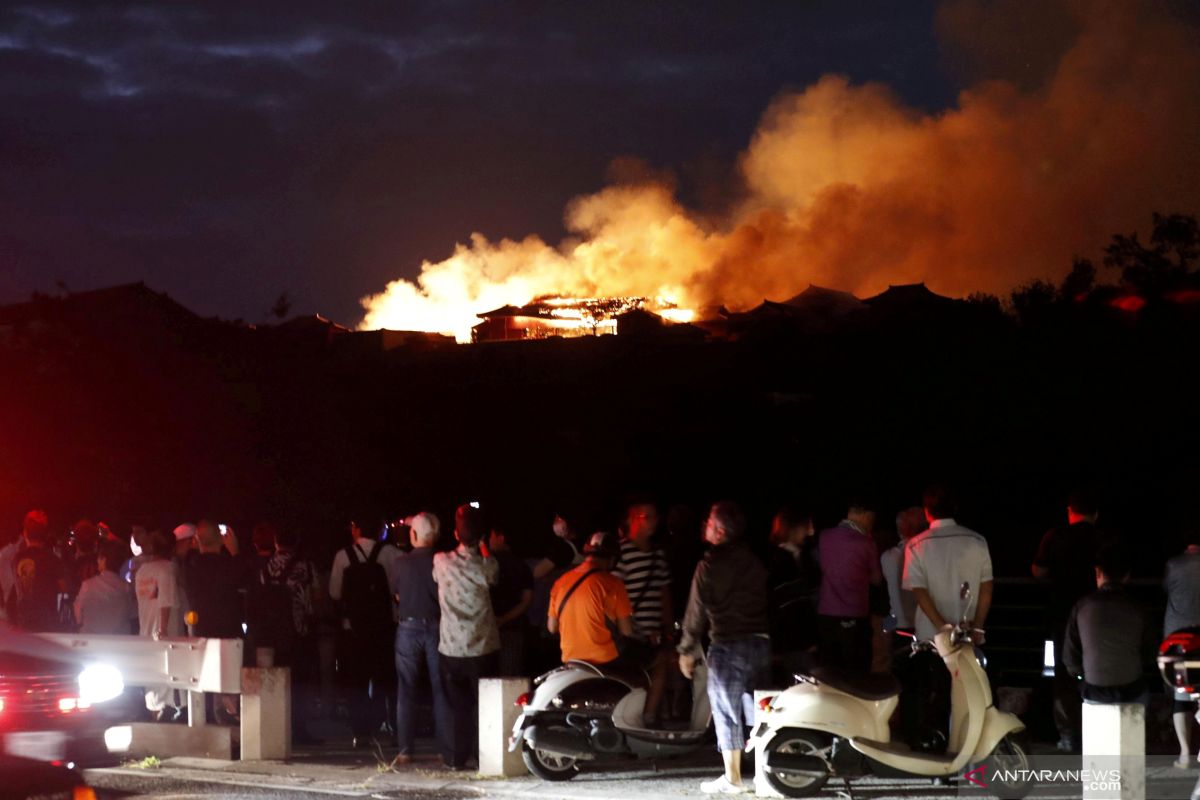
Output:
[747, 582, 1032, 798]
[509, 656, 712, 781]
[1158, 626, 1200, 800]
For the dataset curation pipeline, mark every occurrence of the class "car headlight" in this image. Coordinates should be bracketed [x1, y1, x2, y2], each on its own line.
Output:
[78, 664, 125, 704]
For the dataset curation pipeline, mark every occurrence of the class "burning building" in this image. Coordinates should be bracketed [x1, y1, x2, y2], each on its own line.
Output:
[471, 296, 694, 343]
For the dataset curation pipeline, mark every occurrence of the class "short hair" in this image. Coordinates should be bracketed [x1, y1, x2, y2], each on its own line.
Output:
[98, 539, 128, 572]
[410, 511, 440, 545]
[274, 526, 299, 548]
[770, 506, 812, 545]
[847, 496, 879, 514]
[1095, 542, 1131, 582]
[196, 520, 223, 550]
[625, 495, 659, 516]
[22, 509, 48, 543]
[922, 484, 957, 520]
[252, 523, 278, 552]
[1067, 489, 1098, 517]
[709, 501, 747, 541]
[456, 504, 486, 547]
[147, 528, 174, 559]
[895, 507, 927, 539]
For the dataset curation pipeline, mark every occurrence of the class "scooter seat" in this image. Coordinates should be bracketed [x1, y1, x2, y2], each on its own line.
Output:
[567, 659, 650, 689]
[808, 667, 900, 701]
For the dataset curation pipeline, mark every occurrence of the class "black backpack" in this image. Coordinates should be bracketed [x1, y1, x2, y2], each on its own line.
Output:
[341, 542, 392, 633]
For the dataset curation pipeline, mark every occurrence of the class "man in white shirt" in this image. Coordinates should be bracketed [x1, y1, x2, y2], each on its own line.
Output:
[328, 520, 400, 607]
[881, 508, 926, 632]
[900, 485, 993, 752]
[75, 540, 135, 634]
[903, 488, 993, 642]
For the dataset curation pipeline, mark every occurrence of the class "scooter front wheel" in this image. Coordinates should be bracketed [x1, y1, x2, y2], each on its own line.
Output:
[763, 729, 831, 798]
[522, 738, 580, 781]
[986, 734, 1033, 799]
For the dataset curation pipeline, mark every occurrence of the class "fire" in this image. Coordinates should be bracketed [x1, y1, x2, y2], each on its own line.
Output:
[360, 1, 1200, 342]
[471, 295, 693, 342]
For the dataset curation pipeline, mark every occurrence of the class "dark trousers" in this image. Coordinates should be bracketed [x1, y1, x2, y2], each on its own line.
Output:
[895, 648, 951, 751]
[395, 620, 451, 759]
[817, 615, 872, 671]
[339, 626, 395, 739]
[497, 625, 526, 678]
[1051, 635, 1082, 743]
[276, 633, 318, 736]
[439, 651, 499, 767]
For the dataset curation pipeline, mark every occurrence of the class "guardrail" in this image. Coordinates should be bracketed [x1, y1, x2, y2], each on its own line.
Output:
[35, 634, 288, 761]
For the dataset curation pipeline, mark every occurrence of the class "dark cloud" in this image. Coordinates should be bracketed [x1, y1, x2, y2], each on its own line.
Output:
[0, 0, 954, 323]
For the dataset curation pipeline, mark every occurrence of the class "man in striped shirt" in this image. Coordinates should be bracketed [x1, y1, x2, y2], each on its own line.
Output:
[613, 500, 673, 726]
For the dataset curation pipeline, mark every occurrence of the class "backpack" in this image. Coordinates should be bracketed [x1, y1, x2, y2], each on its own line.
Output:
[252, 554, 298, 650]
[341, 542, 392, 633]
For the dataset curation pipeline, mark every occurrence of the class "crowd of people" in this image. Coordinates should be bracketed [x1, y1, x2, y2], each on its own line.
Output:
[2, 486, 1199, 794]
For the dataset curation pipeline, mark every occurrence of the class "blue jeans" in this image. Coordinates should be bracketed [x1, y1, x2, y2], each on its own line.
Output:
[395, 619, 451, 759]
[707, 636, 770, 752]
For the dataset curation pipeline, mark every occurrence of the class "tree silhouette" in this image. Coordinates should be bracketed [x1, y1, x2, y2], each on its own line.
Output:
[1060, 258, 1096, 301]
[270, 292, 293, 321]
[966, 292, 1003, 314]
[1103, 213, 1198, 295]
[1009, 280, 1057, 324]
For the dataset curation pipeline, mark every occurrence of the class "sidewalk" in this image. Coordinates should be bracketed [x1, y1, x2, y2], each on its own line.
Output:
[89, 748, 740, 800]
[85, 752, 1200, 800]
[83, 719, 1200, 800]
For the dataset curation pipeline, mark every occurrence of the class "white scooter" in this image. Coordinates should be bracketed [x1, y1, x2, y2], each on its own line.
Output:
[509, 657, 712, 781]
[747, 583, 1032, 798]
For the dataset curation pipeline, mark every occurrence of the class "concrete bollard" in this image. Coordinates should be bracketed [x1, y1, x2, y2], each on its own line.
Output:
[753, 690, 783, 798]
[1081, 702, 1144, 800]
[240, 667, 291, 761]
[478, 677, 531, 776]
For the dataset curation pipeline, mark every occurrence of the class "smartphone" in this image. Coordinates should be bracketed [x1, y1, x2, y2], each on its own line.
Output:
[218, 524, 228, 536]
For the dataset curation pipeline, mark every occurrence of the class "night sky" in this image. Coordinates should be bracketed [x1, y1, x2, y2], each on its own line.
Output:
[4, 2, 1195, 328]
[0, 2, 1189, 326]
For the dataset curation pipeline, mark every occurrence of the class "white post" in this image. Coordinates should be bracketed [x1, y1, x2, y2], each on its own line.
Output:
[1081, 702, 1144, 800]
[240, 667, 291, 761]
[478, 677, 530, 776]
[753, 690, 782, 798]
[187, 690, 207, 727]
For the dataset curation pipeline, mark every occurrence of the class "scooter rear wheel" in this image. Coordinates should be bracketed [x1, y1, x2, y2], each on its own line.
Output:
[763, 730, 831, 797]
[521, 738, 580, 781]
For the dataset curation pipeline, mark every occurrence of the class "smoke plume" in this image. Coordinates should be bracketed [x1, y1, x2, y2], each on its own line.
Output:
[361, 0, 1200, 341]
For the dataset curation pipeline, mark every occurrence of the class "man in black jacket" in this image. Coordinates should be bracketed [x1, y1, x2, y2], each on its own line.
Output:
[678, 501, 769, 795]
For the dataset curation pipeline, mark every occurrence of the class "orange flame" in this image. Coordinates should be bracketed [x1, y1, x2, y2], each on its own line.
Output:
[360, 0, 1200, 342]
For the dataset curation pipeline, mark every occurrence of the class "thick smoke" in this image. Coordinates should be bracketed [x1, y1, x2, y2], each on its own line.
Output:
[361, 0, 1200, 340]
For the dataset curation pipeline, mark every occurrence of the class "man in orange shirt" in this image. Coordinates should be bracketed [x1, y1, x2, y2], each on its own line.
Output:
[548, 531, 634, 664]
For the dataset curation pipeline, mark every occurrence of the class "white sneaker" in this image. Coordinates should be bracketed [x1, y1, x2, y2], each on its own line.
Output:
[700, 775, 750, 794]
